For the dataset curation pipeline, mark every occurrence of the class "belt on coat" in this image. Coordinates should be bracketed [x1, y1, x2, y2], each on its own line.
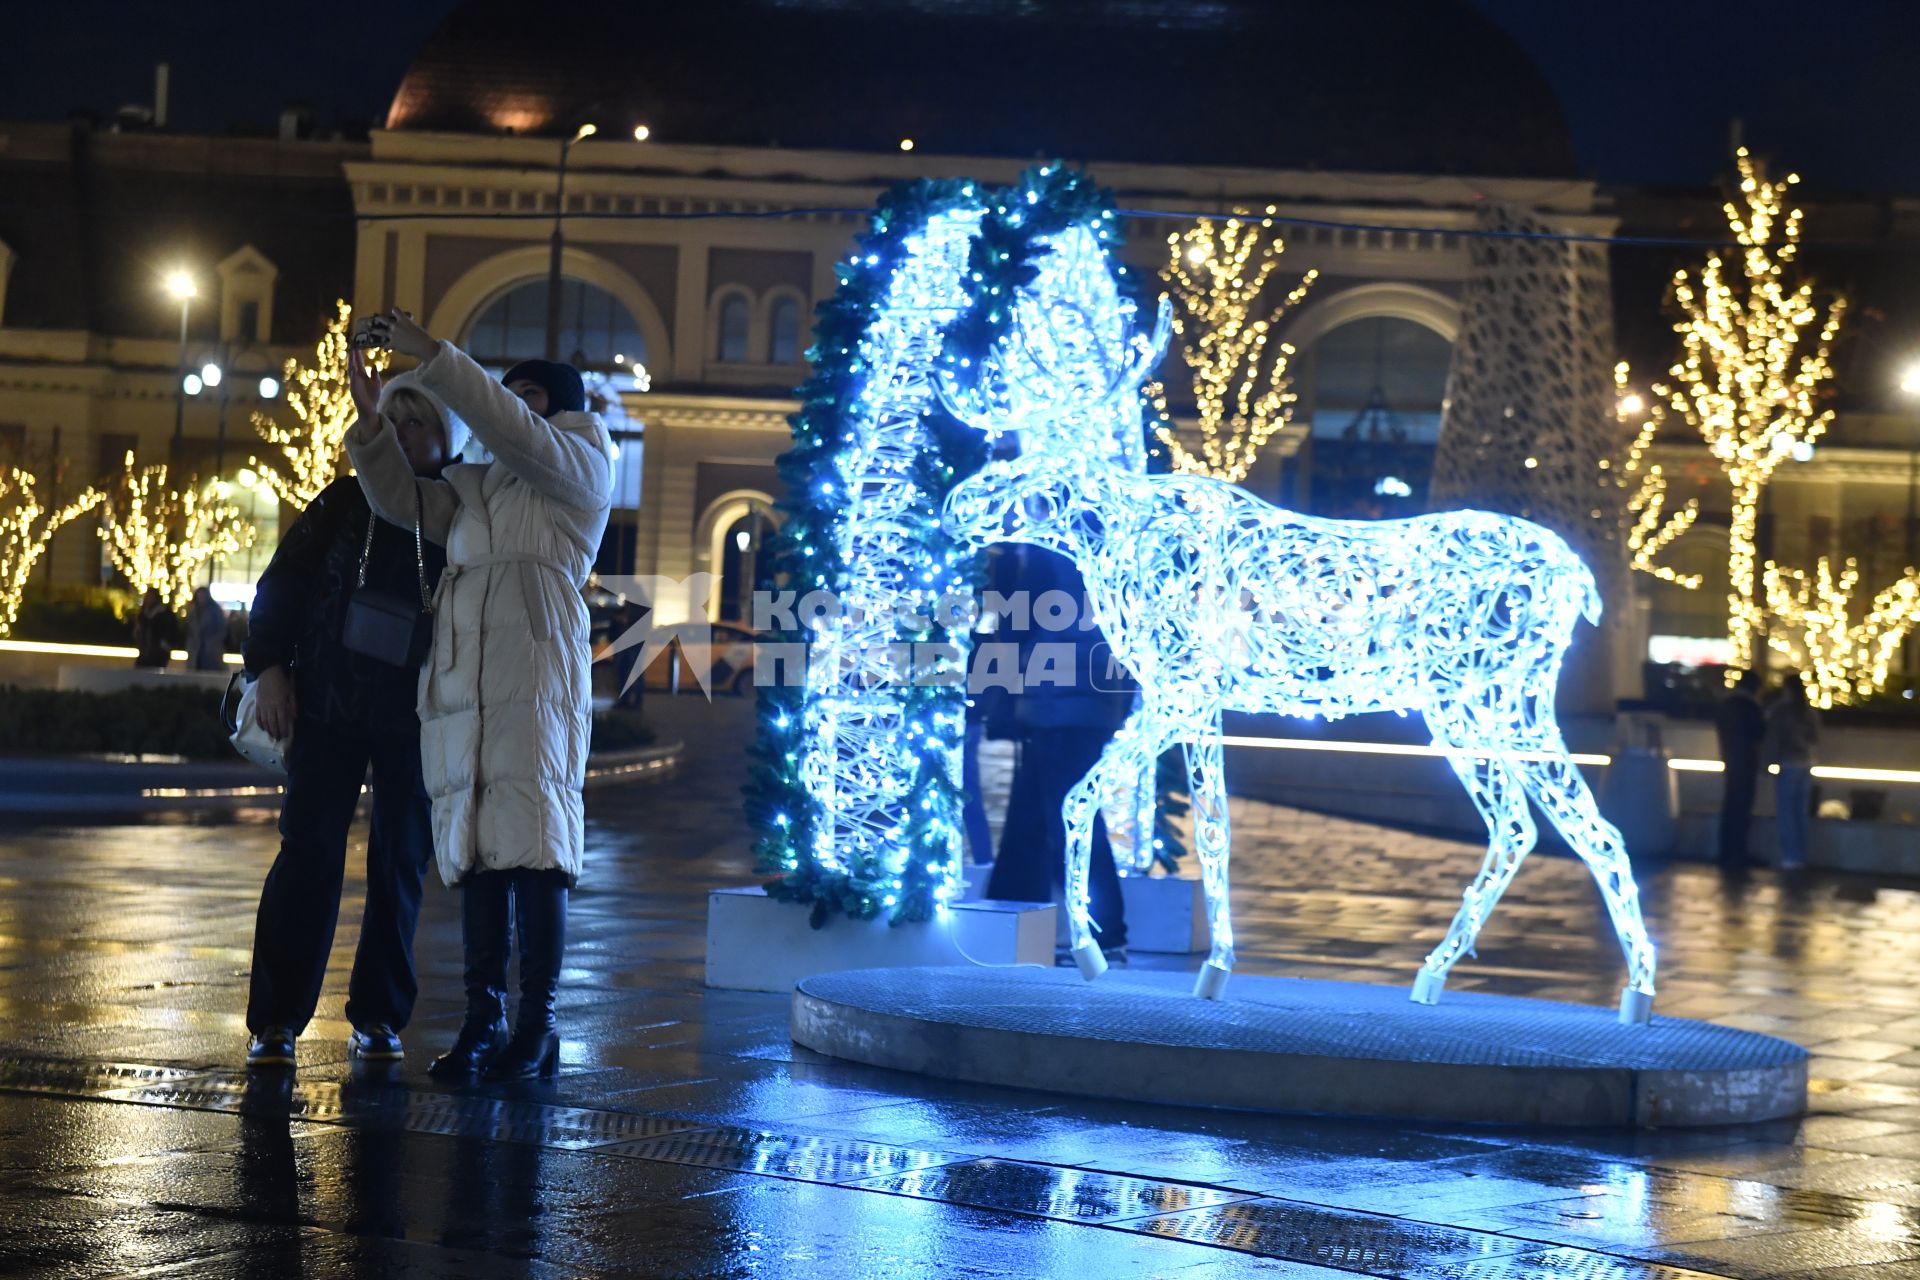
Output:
[436, 550, 582, 674]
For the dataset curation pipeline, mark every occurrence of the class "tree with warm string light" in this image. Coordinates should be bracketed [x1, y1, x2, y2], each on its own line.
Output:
[0, 467, 104, 637]
[98, 454, 254, 609]
[1152, 212, 1316, 483]
[1653, 147, 1845, 674]
[250, 300, 389, 508]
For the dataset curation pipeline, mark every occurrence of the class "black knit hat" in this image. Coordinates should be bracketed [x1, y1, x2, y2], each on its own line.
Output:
[501, 359, 586, 416]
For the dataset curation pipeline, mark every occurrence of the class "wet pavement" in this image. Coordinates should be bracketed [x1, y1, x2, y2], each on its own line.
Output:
[4, 697, 1920, 1276]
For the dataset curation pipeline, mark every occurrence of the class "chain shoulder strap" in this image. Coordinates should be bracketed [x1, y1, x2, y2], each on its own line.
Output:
[356, 488, 435, 613]
[412, 487, 434, 613]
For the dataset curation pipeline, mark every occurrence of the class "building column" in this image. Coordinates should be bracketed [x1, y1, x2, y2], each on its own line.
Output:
[673, 244, 710, 383]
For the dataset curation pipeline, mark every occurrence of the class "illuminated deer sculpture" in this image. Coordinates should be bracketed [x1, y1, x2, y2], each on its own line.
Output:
[940, 227, 1657, 1023]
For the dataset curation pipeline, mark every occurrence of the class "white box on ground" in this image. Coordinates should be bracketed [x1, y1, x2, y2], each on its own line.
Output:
[957, 864, 1207, 955]
[704, 886, 1056, 993]
[1119, 874, 1208, 954]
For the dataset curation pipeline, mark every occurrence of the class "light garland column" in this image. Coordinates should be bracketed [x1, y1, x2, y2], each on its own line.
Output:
[750, 182, 989, 925]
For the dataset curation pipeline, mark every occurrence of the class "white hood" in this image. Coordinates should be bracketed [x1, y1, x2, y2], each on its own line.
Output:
[377, 367, 470, 460]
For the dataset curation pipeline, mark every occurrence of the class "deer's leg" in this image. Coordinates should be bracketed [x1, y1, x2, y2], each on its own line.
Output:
[1183, 728, 1234, 1000]
[1515, 704, 1659, 1024]
[1413, 711, 1537, 1006]
[1057, 705, 1167, 982]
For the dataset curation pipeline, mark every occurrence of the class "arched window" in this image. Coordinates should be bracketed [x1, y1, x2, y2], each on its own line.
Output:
[718, 511, 768, 622]
[768, 296, 802, 364]
[465, 278, 648, 371]
[717, 295, 751, 363]
[1303, 316, 1453, 518]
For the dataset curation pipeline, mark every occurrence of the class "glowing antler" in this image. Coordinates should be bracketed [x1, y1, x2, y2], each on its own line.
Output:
[941, 294, 1171, 444]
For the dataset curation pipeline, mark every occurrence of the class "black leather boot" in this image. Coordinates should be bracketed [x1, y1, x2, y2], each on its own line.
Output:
[484, 871, 565, 1081]
[429, 873, 512, 1079]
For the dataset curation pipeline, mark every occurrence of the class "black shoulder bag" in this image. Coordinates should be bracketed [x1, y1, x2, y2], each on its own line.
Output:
[341, 490, 434, 667]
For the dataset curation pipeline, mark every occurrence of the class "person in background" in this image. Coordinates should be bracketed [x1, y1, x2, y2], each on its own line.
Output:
[1764, 673, 1821, 871]
[959, 545, 1011, 867]
[349, 310, 613, 1082]
[187, 586, 228, 672]
[239, 370, 458, 1070]
[131, 588, 180, 668]
[987, 544, 1131, 966]
[1714, 669, 1766, 868]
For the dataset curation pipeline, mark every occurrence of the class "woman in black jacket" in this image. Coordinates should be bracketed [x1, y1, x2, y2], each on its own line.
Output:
[240, 371, 461, 1069]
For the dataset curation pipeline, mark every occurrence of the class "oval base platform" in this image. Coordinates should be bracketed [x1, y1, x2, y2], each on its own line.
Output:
[791, 968, 1807, 1128]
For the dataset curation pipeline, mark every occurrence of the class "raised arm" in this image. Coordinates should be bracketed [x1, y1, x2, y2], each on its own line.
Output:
[405, 333, 611, 514]
[342, 346, 456, 543]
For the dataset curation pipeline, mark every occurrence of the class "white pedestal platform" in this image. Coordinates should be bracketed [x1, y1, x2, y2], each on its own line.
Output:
[792, 967, 1809, 1128]
[1118, 874, 1208, 954]
[704, 886, 1055, 993]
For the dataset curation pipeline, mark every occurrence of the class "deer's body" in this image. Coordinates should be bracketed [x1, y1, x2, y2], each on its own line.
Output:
[947, 422, 1656, 1023]
[941, 225, 1656, 1022]
[952, 460, 1602, 722]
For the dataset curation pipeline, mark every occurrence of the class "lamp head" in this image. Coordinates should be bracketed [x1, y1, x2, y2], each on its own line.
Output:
[164, 270, 197, 301]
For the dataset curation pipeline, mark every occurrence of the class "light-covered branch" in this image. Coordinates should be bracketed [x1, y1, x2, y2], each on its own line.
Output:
[0, 467, 104, 636]
[1153, 212, 1316, 483]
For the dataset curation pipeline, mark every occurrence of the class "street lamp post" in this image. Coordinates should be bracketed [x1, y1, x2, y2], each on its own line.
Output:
[164, 270, 197, 450]
[1904, 363, 1920, 566]
[1902, 362, 1920, 683]
[184, 345, 280, 477]
[544, 123, 596, 361]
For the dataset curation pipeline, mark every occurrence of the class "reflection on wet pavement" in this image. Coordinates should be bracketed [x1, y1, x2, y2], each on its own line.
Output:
[5, 697, 1920, 1276]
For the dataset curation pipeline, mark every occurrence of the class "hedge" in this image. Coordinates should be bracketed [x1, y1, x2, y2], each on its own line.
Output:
[0, 685, 655, 763]
[0, 685, 231, 759]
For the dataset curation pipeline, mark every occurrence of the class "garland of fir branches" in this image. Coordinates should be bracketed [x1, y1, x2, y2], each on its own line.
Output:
[745, 165, 1186, 930]
[941, 166, 1191, 871]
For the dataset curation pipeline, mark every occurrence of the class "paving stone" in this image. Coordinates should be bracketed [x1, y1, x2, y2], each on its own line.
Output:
[6, 696, 1920, 1274]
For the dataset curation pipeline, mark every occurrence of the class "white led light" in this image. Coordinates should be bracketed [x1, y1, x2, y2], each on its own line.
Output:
[941, 221, 1657, 1020]
[791, 205, 985, 911]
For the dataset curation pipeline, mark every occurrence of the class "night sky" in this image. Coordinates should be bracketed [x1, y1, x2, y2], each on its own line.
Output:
[10, 1, 1919, 192]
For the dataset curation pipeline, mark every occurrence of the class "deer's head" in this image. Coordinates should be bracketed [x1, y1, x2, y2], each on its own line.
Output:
[937, 290, 1172, 463]
[944, 452, 1085, 552]
[939, 232, 1170, 555]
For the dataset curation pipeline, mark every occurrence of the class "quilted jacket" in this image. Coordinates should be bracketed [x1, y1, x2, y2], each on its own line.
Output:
[347, 341, 613, 886]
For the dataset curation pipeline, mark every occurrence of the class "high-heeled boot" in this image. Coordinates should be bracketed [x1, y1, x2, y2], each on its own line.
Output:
[484, 871, 565, 1080]
[429, 872, 512, 1079]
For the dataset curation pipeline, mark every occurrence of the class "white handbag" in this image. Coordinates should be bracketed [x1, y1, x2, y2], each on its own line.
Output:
[223, 672, 292, 774]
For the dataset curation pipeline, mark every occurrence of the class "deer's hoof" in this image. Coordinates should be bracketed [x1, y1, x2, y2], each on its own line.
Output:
[1410, 969, 1446, 1005]
[1071, 942, 1107, 982]
[1193, 961, 1230, 1000]
[1618, 987, 1655, 1025]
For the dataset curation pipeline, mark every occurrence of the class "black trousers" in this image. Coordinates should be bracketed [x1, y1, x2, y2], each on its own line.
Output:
[989, 725, 1128, 949]
[246, 712, 434, 1035]
[1718, 754, 1760, 865]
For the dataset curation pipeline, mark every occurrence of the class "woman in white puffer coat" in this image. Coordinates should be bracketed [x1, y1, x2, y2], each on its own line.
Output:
[347, 310, 612, 1081]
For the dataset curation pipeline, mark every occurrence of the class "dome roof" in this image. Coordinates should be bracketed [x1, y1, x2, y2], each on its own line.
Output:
[388, 0, 1576, 179]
